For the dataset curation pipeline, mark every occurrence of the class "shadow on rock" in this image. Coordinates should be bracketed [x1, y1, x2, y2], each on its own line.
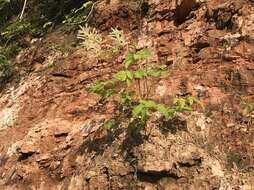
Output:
[158, 116, 188, 135]
[77, 126, 125, 156]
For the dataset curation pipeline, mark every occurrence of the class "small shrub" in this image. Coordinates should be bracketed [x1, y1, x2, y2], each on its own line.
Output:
[78, 24, 103, 59]
[88, 48, 203, 132]
[109, 28, 128, 53]
[1, 20, 31, 42]
[0, 19, 45, 47]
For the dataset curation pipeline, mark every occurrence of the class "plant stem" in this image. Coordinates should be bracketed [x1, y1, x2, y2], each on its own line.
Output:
[144, 61, 148, 98]
[20, 0, 28, 20]
[138, 79, 142, 100]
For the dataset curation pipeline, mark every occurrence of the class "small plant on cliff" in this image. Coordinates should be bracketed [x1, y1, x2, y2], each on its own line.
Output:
[109, 28, 129, 53]
[63, 1, 94, 25]
[88, 48, 203, 132]
[78, 24, 103, 58]
[1, 20, 32, 42]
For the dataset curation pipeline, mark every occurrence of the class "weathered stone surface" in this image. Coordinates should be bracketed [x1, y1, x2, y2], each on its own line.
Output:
[0, 0, 254, 189]
[175, 0, 199, 24]
[0, 107, 17, 130]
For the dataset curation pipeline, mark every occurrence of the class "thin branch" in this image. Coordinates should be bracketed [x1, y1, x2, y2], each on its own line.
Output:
[20, 0, 28, 20]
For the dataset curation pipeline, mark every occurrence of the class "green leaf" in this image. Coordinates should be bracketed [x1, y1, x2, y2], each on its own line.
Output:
[104, 119, 118, 130]
[104, 89, 116, 97]
[134, 69, 147, 79]
[132, 101, 150, 123]
[88, 80, 115, 97]
[113, 70, 127, 81]
[179, 99, 187, 110]
[173, 96, 204, 112]
[147, 70, 162, 77]
[89, 80, 104, 92]
[146, 63, 168, 78]
[76, 1, 93, 12]
[132, 104, 145, 118]
[126, 70, 133, 80]
[120, 92, 131, 104]
[187, 96, 195, 105]
[158, 64, 167, 70]
[140, 108, 149, 123]
[134, 49, 152, 61]
[183, 106, 193, 111]
[155, 104, 173, 119]
[187, 96, 205, 110]
[173, 97, 186, 110]
[123, 52, 135, 69]
[156, 104, 168, 114]
[140, 100, 157, 108]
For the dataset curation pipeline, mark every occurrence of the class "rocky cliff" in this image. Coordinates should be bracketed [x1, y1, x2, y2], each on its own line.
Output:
[0, 0, 254, 189]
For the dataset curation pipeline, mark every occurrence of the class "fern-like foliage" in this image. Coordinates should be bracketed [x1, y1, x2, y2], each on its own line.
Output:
[78, 26, 130, 61]
[109, 28, 128, 52]
[78, 24, 103, 58]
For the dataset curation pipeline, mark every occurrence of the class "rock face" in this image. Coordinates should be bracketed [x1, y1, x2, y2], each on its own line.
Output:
[0, 0, 254, 189]
[0, 108, 17, 131]
[174, 0, 199, 24]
